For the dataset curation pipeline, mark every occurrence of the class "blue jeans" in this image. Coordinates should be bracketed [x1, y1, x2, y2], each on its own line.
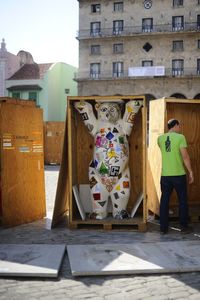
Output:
[160, 175, 188, 231]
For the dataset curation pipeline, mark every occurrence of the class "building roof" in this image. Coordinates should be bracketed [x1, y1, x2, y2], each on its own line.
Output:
[7, 63, 53, 80]
[7, 85, 42, 91]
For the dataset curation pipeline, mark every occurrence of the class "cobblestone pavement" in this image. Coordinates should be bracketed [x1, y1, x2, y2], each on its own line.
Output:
[0, 165, 200, 300]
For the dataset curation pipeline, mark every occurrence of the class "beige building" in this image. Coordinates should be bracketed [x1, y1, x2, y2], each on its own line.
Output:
[76, 0, 200, 100]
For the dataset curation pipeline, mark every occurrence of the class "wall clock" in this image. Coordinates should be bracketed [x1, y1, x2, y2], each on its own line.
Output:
[144, 0, 152, 9]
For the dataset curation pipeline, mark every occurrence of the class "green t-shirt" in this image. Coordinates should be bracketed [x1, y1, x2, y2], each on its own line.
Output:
[157, 132, 187, 176]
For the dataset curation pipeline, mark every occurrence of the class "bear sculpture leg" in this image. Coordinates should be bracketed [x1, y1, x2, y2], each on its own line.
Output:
[89, 165, 130, 220]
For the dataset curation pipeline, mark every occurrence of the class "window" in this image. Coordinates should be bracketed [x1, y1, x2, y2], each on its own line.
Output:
[114, 2, 123, 12]
[142, 60, 153, 67]
[172, 40, 183, 51]
[143, 42, 152, 52]
[113, 20, 124, 35]
[28, 91, 37, 101]
[198, 40, 200, 49]
[197, 15, 200, 30]
[172, 16, 184, 31]
[90, 63, 100, 78]
[197, 59, 200, 75]
[113, 62, 124, 77]
[90, 22, 101, 36]
[173, 0, 183, 7]
[12, 92, 20, 98]
[172, 59, 184, 76]
[91, 4, 101, 13]
[142, 18, 153, 32]
[91, 45, 101, 55]
[113, 43, 123, 53]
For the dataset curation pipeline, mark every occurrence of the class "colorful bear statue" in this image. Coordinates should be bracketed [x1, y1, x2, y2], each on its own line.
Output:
[74, 100, 142, 220]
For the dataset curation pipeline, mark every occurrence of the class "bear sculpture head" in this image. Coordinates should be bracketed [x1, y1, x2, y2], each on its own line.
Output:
[95, 102, 121, 124]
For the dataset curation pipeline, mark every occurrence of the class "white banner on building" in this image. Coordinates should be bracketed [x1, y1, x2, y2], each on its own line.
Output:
[128, 66, 165, 77]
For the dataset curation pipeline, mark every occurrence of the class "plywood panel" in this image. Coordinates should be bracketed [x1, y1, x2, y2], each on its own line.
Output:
[167, 102, 200, 207]
[148, 98, 200, 216]
[147, 99, 166, 214]
[44, 122, 65, 165]
[0, 98, 46, 227]
[51, 120, 69, 228]
[76, 112, 94, 184]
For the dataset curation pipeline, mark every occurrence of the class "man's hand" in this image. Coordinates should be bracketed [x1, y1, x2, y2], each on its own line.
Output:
[188, 171, 194, 184]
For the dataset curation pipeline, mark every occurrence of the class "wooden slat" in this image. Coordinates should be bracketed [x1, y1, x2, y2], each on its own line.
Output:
[51, 120, 69, 228]
[44, 121, 65, 165]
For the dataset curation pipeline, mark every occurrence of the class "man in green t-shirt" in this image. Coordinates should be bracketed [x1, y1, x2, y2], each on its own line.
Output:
[157, 119, 194, 234]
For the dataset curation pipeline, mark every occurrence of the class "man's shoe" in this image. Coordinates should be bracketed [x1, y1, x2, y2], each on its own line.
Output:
[180, 226, 193, 234]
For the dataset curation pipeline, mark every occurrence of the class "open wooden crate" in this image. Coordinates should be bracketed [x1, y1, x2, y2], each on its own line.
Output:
[52, 95, 147, 231]
[148, 98, 200, 221]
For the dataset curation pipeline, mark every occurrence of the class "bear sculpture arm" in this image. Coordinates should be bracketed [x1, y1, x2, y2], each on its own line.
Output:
[122, 100, 143, 136]
[74, 101, 97, 136]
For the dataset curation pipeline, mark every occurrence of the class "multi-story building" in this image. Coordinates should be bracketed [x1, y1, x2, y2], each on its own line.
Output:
[6, 62, 77, 121]
[76, 0, 200, 100]
[1, 38, 78, 121]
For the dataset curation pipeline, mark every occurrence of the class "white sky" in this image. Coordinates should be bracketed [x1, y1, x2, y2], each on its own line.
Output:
[1, 0, 79, 67]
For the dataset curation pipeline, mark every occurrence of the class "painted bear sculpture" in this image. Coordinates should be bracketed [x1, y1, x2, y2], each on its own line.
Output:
[74, 100, 143, 220]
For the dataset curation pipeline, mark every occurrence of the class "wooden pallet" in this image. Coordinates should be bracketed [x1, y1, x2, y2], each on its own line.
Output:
[68, 217, 147, 232]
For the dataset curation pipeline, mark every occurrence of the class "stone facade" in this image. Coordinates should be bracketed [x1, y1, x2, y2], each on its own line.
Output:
[76, 0, 200, 100]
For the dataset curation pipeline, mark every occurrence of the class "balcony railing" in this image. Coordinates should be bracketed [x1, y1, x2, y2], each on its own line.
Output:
[74, 68, 200, 80]
[77, 22, 200, 39]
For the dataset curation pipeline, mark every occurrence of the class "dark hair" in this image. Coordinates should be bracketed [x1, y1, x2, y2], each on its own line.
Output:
[167, 119, 179, 129]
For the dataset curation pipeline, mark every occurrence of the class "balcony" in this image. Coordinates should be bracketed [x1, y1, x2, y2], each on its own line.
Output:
[77, 22, 200, 39]
[74, 68, 200, 81]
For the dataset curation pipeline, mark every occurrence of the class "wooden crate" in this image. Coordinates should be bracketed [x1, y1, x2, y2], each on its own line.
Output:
[148, 98, 200, 219]
[52, 95, 147, 231]
[44, 122, 65, 165]
[0, 97, 46, 227]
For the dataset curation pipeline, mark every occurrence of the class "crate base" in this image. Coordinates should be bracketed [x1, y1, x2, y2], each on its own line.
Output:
[69, 217, 147, 231]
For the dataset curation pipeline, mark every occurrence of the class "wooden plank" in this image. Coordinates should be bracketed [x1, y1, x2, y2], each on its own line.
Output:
[142, 105, 147, 223]
[51, 120, 69, 228]
[44, 122, 65, 165]
[68, 100, 73, 225]
[0, 100, 46, 227]
[147, 99, 166, 214]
